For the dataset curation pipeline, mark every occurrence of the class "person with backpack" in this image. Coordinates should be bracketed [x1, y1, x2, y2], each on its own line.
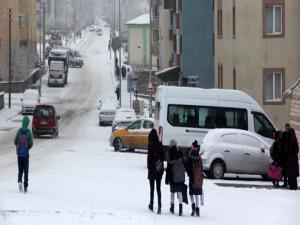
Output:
[147, 129, 164, 214]
[165, 139, 185, 216]
[14, 116, 33, 193]
[186, 140, 203, 216]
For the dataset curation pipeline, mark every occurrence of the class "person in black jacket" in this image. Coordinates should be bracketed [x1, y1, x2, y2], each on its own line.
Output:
[280, 123, 290, 187]
[270, 131, 283, 187]
[147, 129, 164, 214]
[286, 128, 299, 190]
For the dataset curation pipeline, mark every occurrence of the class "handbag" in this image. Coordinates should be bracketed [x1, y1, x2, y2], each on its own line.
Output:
[267, 163, 283, 181]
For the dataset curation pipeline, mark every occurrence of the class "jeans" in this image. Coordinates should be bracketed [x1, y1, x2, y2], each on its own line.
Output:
[149, 179, 161, 206]
[18, 156, 29, 188]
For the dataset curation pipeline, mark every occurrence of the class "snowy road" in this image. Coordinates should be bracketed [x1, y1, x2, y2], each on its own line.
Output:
[1, 25, 300, 225]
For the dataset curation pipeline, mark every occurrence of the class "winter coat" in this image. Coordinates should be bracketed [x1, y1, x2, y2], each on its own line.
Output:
[14, 116, 33, 157]
[286, 129, 299, 178]
[147, 141, 164, 180]
[270, 140, 284, 167]
[187, 148, 203, 195]
[165, 146, 185, 192]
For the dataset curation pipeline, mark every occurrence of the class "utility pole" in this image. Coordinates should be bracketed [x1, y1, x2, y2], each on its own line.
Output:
[42, 0, 46, 65]
[8, 8, 12, 109]
[119, 0, 122, 107]
[149, 1, 153, 118]
[39, 1, 42, 97]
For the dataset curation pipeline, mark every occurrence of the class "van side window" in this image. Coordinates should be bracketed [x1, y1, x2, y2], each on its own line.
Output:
[168, 105, 247, 130]
[252, 112, 275, 139]
[155, 102, 160, 120]
[168, 105, 198, 127]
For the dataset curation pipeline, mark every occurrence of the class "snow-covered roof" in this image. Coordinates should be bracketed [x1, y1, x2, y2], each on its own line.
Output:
[283, 79, 300, 98]
[126, 14, 149, 25]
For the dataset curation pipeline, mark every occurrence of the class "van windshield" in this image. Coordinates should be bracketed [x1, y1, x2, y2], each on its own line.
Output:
[252, 112, 275, 139]
[34, 108, 54, 117]
[167, 104, 248, 130]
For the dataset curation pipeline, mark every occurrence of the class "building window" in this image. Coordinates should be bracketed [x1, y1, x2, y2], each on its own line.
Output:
[19, 15, 25, 28]
[263, 0, 285, 37]
[218, 63, 223, 88]
[233, 0, 236, 38]
[233, 68, 236, 89]
[217, 0, 223, 38]
[263, 68, 285, 104]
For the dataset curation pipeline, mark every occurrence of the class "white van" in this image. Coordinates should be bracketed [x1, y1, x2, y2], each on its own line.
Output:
[21, 89, 40, 115]
[154, 86, 276, 150]
[48, 61, 65, 87]
[99, 101, 117, 126]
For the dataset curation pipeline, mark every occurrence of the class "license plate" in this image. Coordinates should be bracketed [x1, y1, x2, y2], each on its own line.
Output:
[40, 121, 47, 125]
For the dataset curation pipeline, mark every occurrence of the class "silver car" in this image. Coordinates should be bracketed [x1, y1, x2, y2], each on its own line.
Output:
[201, 129, 272, 179]
[99, 102, 117, 126]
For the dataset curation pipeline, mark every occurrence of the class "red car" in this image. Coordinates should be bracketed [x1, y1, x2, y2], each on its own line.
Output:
[32, 104, 60, 138]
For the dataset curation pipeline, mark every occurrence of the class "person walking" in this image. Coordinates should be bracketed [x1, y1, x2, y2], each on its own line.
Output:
[286, 128, 299, 190]
[121, 65, 127, 80]
[147, 129, 164, 214]
[269, 131, 284, 187]
[186, 140, 203, 216]
[14, 116, 33, 193]
[280, 123, 290, 187]
[165, 140, 185, 216]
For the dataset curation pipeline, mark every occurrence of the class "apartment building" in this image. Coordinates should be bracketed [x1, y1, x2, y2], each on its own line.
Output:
[0, 0, 20, 81]
[155, 0, 215, 88]
[215, 0, 300, 128]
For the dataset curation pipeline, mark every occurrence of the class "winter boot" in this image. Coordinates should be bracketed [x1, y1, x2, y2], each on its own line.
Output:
[191, 203, 196, 216]
[196, 207, 200, 217]
[148, 202, 153, 212]
[157, 205, 161, 215]
[18, 182, 23, 192]
[179, 204, 183, 216]
[170, 203, 174, 214]
[24, 187, 28, 193]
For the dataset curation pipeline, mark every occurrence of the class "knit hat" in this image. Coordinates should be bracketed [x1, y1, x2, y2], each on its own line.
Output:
[192, 140, 198, 148]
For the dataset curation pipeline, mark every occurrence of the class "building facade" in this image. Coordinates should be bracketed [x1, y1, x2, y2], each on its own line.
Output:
[0, 0, 37, 82]
[214, 0, 300, 128]
[155, 0, 215, 88]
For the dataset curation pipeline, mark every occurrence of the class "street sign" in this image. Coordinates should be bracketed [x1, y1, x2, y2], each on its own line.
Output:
[147, 81, 154, 92]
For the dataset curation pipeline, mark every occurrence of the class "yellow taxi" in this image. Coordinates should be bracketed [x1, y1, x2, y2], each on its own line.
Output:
[110, 118, 154, 151]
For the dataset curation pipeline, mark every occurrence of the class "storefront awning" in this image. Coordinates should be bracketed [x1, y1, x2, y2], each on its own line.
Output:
[155, 66, 180, 82]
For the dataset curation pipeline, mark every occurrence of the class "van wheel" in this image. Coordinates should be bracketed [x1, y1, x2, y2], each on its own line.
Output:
[113, 138, 123, 152]
[209, 160, 226, 179]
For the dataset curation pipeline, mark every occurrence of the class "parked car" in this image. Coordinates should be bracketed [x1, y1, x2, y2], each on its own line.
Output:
[99, 102, 117, 126]
[201, 128, 272, 179]
[69, 49, 84, 68]
[110, 118, 154, 152]
[32, 104, 60, 138]
[112, 108, 137, 131]
[96, 30, 103, 36]
[154, 86, 276, 151]
[21, 89, 40, 115]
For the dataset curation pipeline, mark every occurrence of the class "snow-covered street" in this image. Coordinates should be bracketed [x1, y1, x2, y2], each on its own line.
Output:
[0, 23, 300, 225]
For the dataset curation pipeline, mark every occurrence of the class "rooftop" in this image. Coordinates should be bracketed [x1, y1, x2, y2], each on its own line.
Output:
[126, 14, 149, 25]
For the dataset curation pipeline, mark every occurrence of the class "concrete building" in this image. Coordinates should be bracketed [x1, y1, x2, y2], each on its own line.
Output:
[214, 0, 300, 128]
[155, 0, 215, 88]
[0, 0, 37, 82]
[126, 14, 157, 68]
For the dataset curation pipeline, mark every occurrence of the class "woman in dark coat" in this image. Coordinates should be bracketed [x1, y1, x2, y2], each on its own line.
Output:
[270, 131, 283, 187]
[165, 140, 185, 216]
[147, 129, 164, 214]
[187, 140, 203, 216]
[286, 128, 299, 190]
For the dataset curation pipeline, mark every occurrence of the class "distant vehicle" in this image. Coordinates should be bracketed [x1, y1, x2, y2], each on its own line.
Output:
[48, 61, 66, 87]
[48, 32, 63, 47]
[154, 86, 276, 151]
[69, 49, 84, 68]
[110, 118, 154, 152]
[99, 102, 117, 126]
[48, 48, 70, 85]
[201, 129, 272, 179]
[96, 30, 103, 36]
[112, 108, 137, 131]
[21, 89, 40, 115]
[89, 26, 96, 32]
[32, 104, 60, 138]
